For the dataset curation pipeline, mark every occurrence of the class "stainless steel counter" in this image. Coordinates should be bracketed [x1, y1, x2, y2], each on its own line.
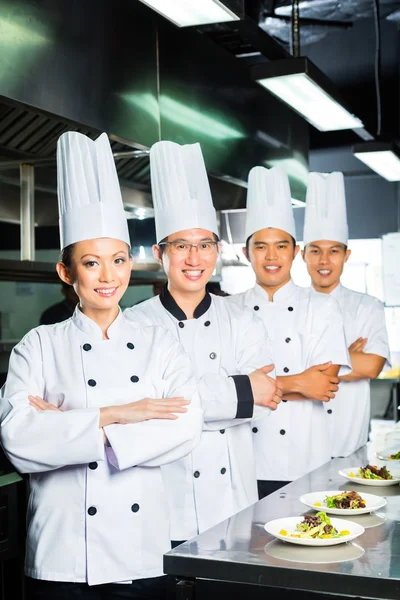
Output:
[164, 447, 400, 600]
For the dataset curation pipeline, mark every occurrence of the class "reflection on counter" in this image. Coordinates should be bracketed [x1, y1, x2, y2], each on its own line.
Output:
[165, 448, 400, 599]
[264, 539, 365, 564]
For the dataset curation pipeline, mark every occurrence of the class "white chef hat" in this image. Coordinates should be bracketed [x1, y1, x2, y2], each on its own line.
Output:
[150, 141, 218, 242]
[245, 165, 296, 241]
[303, 172, 348, 246]
[57, 132, 130, 250]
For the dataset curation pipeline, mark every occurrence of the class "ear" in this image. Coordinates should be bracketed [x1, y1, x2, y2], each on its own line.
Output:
[301, 249, 305, 262]
[56, 262, 74, 286]
[152, 244, 163, 265]
[345, 248, 351, 263]
[294, 244, 301, 259]
[242, 246, 249, 261]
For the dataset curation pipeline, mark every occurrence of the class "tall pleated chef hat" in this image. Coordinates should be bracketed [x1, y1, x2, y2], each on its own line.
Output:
[303, 172, 348, 246]
[245, 165, 296, 241]
[57, 132, 130, 249]
[150, 140, 218, 242]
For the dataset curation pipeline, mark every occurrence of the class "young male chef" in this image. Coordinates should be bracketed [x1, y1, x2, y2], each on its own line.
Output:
[125, 141, 282, 545]
[302, 172, 391, 457]
[0, 132, 204, 598]
[227, 165, 351, 498]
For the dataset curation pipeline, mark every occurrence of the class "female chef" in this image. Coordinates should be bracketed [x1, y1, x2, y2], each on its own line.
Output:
[125, 141, 282, 547]
[0, 132, 203, 599]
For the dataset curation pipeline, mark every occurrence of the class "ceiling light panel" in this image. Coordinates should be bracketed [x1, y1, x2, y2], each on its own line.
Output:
[353, 143, 400, 182]
[138, 0, 240, 27]
[252, 58, 363, 132]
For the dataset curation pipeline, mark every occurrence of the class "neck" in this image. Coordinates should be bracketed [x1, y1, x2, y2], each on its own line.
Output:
[79, 304, 120, 339]
[312, 279, 340, 295]
[256, 275, 291, 302]
[168, 283, 206, 319]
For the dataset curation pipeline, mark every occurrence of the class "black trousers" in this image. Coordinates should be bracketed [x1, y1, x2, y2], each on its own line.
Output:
[26, 576, 167, 600]
[257, 480, 289, 499]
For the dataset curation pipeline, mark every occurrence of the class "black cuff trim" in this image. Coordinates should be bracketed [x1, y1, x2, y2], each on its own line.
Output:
[231, 375, 254, 418]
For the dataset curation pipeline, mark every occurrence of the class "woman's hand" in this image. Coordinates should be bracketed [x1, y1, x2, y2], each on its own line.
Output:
[28, 394, 109, 444]
[101, 397, 191, 426]
[29, 395, 63, 412]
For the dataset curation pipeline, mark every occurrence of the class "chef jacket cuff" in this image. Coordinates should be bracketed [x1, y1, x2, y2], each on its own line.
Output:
[230, 375, 254, 419]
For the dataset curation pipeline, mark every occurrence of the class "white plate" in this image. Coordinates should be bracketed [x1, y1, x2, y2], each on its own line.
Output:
[376, 450, 400, 461]
[264, 516, 364, 546]
[299, 490, 387, 515]
[339, 467, 400, 487]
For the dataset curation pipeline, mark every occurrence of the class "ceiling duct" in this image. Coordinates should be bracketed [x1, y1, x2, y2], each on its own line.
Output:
[259, 0, 400, 48]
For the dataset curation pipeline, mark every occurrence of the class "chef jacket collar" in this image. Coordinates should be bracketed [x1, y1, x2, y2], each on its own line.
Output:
[159, 284, 212, 321]
[254, 278, 296, 304]
[72, 304, 125, 340]
[311, 282, 343, 298]
[328, 282, 343, 298]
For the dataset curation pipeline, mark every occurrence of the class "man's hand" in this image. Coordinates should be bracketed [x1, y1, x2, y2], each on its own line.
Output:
[349, 337, 368, 353]
[248, 364, 282, 410]
[296, 362, 340, 402]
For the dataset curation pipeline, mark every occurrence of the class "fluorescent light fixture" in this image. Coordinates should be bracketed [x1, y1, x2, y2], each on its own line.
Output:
[137, 0, 240, 27]
[353, 142, 400, 182]
[251, 58, 363, 132]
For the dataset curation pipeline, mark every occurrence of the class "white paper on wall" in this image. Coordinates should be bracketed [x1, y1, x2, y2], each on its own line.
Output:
[382, 232, 400, 307]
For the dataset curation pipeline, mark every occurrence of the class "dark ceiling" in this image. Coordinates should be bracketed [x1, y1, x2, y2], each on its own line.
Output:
[201, 0, 400, 148]
[0, 0, 398, 232]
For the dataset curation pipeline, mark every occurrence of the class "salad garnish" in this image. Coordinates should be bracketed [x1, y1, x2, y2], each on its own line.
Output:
[389, 451, 400, 460]
[357, 465, 393, 480]
[325, 491, 366, 510]
[279, 512, 349, 539]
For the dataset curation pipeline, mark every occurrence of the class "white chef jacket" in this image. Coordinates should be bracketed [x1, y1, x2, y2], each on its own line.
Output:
[0, 307, 203, 586]
[125, 288, 273, 540]
[227, 280, 351, 482]
[315, 284, 391, 457]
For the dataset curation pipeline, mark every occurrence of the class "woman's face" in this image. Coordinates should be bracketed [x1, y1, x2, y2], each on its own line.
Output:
[57, 238, 132, 314]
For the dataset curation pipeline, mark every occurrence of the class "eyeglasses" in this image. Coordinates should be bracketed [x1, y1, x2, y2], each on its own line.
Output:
[159, 241, 219, 256]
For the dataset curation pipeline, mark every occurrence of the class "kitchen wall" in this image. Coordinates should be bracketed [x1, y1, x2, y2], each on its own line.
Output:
[0, 0, 308, 196]
[293, 147, 400, 239]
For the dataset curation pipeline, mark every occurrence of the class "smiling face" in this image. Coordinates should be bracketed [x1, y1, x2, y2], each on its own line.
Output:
[153, 228, 219, 296]
[244, 228, 299, 298]
[302, 240, 351, 293]
[56, 238, 132, 317]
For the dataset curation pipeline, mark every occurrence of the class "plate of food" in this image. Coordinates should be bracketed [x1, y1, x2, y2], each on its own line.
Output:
[376, 450, 400, 461]
[339, 465, 400, 486]
[264, 512, 364, 546]
[299, 490, 386, 515]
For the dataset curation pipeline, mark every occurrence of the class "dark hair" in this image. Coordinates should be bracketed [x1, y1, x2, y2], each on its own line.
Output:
[245, 233, 296, 255]
[158, 233, 220, 254]
[60, 243, 76, 269]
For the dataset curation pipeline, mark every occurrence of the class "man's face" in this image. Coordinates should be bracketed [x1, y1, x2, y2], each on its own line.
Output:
[302, 240, 351, 292]
[244, 228, 299, 290]
[153, 228, 219, 295]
